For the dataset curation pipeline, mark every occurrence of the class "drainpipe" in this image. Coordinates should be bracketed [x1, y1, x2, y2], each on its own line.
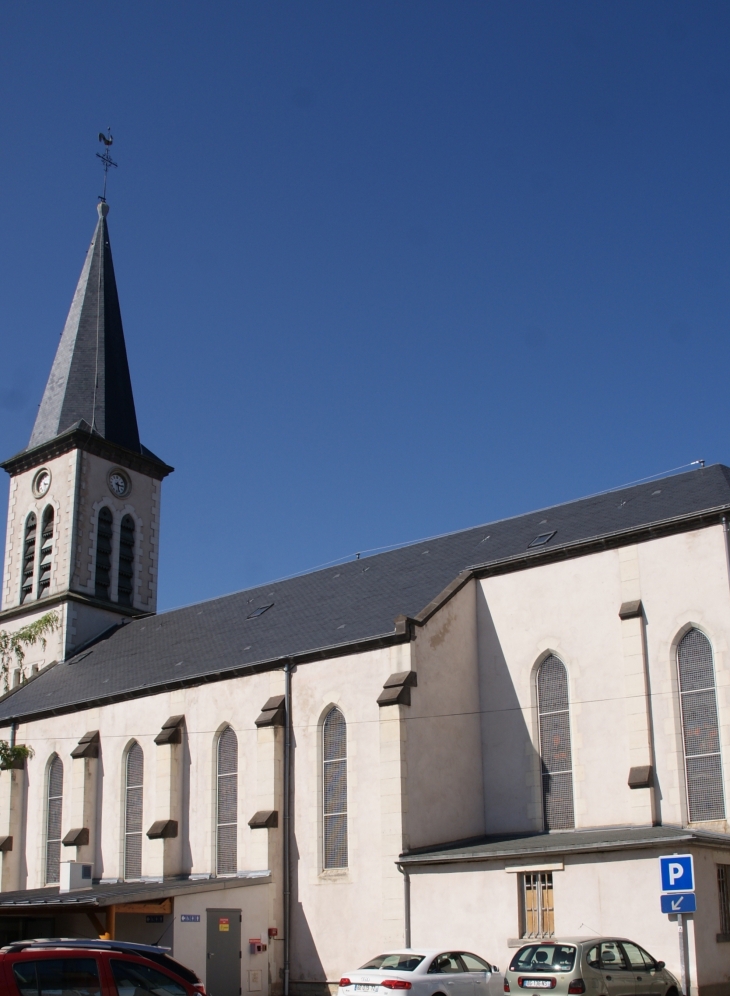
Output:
[283, 662, 293, 996]
[9, 721, 17, 749]
[397, 864, 411, 949]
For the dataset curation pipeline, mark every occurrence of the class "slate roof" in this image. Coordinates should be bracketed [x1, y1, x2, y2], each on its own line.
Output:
[1, 464, 730, 725]
[28, 202, 141, 454]
[398, 824, 730, 864]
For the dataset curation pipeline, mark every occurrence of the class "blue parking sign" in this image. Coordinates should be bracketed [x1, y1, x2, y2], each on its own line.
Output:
[660, 854, 694, 893]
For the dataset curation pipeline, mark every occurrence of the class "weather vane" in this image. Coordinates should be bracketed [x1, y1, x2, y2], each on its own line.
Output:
[96, 128, 118, 202]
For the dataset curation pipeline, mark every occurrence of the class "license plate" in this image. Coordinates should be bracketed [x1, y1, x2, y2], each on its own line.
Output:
[522, 981, 553, 988]
[355, 986, 379, 992]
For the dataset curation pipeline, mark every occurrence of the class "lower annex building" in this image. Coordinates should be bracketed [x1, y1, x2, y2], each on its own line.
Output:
[0, 202, 730, 996]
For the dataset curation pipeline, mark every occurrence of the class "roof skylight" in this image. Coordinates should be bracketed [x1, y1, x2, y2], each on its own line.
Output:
[247, 603, 273, 619]
[527, 530, 556, 549]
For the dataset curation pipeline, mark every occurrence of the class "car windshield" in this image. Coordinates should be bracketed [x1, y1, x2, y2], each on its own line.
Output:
[360, 954, 426, 972]
[510, 945, 577, 973]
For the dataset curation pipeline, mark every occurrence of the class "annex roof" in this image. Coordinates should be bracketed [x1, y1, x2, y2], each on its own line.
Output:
[1, 463, 730, 725]
[398, 824, 730, 865]
[28, 202, 141, 454]
[0, 871, 270, 913]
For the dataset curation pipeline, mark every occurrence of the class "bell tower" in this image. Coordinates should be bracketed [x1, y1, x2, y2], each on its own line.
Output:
[0, 201, 173, 670]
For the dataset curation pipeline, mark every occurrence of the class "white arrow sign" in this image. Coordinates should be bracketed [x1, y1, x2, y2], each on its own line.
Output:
[670, 897, 683, 911]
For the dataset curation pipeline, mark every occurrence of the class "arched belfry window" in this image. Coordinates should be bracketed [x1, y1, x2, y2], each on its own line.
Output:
[677, 628, 725, 822]
[124, 742, 144, 880]
[323, 707, 348, 868]
[95, 507, 113, 600]
[20, 512, 37, 604]
[117, 515, 135, 607]
[37, 506, 54, 598]
[537, 655, 575, 831]
[45, 754, 63, 884]
[216, 727, 238, 875]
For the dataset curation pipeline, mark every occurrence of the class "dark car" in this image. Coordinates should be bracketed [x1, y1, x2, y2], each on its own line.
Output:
[0, 938, 206, 995]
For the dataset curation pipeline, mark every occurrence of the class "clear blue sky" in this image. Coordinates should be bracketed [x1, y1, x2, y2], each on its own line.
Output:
[1, 2, 728, 611]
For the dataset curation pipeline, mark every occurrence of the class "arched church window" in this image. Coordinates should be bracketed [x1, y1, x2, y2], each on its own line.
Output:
[37, 507, 54, 598]
[20, 512, 37, 604]
[323, 707, 348, 869]
[537, 655, 575, 831]
[124, 742, 144, 880]
[95, 507, 113, 600]
[216, 726, 238, 875]
[45, 754, 63, 885]
[678, 628, 725, 822]
[117, 515, 135, 607]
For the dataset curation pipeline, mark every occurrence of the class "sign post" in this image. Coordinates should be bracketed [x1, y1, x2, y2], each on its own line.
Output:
[659, 855, 695, 996]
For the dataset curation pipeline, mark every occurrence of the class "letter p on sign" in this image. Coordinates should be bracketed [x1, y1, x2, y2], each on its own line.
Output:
[660, 854, 694, 893]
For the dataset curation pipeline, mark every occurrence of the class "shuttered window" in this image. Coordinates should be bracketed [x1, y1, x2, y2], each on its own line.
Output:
[678, 628, 725, 822]
[522, 872, 555, 938]
[95, 507, 113, 600]
[124, 742, 144, 880]
[45, 755, 63, 884]
[537, 655, 575, 831]
[117, 515, 135, 607]
[217, 727, 238, 875]
[37, 507, 54, 598]
[323, 707, 348, 869]
[21, 513, 37, 604]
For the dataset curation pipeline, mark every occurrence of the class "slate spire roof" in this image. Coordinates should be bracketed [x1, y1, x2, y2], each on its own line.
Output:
[28, 202, 141, 454]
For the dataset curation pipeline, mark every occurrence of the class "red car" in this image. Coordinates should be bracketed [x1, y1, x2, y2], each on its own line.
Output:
[0, 938, 206, 995]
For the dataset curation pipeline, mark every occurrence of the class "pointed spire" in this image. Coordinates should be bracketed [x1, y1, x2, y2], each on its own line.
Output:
[29, 202, 141, 453]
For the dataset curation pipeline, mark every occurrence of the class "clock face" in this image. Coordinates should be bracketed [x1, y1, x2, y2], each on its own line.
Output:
[109, 471, 129, 497]
[33, 469, 51, 497]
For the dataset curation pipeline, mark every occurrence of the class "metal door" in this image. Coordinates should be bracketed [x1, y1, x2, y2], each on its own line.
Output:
[207, 908, 242, 996]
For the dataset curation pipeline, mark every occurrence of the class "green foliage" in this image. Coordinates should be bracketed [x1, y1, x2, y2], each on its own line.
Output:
[0, 740, 33, 768]
[0, 611, 59, 691]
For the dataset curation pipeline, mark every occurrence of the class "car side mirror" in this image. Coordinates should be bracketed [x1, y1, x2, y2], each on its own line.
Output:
[492, 967, 499, 974]
[655, 962, 665, 971]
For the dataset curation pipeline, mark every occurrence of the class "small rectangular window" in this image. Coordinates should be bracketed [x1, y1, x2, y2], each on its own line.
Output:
[718, 865, 730, 936]
[528, 531, 556, 549]
[247, 603, 273, 618]
[521, 872, 555, 938]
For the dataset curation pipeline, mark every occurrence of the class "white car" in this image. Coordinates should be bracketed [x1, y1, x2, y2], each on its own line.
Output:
[338, 949, 503, 996]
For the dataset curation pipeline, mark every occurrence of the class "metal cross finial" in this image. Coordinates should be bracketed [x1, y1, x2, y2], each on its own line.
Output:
[96, 128, 118, 202]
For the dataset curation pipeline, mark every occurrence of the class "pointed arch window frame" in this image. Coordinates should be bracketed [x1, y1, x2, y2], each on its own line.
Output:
[45, 753, 64, 886]
[536, 653, 575, 832]
[124, 741, 144, 881]
[322, 706, 348, 870]
[677, 627, 726, 823]
[216, 726, 238, 877]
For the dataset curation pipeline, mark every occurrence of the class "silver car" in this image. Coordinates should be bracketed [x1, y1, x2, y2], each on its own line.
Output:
[338, 949, 504, 996]
[504, 938, 680, 996]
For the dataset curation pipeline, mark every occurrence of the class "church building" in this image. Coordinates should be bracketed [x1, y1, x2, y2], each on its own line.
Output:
[0, 202, 730, 996]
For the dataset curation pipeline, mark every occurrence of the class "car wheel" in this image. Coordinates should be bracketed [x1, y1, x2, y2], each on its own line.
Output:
[666, 987, 678, 996]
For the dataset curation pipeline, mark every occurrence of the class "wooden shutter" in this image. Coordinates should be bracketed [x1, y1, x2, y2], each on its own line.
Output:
[117, 515, 135, 606]
[323, 708, 348, 869]
[678, 629, 725, 821]
[21, 513, 37, 604]
[538, 655, 575, 831]
[95, 507, 113, 600]
[125, 742, 144, 880]
[217, 727, 238, 875]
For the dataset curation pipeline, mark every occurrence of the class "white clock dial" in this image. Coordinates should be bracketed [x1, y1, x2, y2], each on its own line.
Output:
[33, 470, 51, 497]
[109, 472, 129, 497]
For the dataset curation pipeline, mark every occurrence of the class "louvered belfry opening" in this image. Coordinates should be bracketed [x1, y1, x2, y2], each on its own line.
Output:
[124, 742, 144, 880]
[20, 512, 37, 604]
[217, 727, 238, 875]
[117, 514, 135, 607]
[45, 754, 63, 884]
[95, 507, 113, 600]
[37, 507, 54, 598]
[537, 655, 575, 831]
[323, 707, 348, 869]
[678, 628, 725, 822]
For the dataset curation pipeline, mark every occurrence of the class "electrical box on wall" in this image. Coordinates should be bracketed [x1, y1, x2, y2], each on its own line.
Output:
[249, 938, 267, 954]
